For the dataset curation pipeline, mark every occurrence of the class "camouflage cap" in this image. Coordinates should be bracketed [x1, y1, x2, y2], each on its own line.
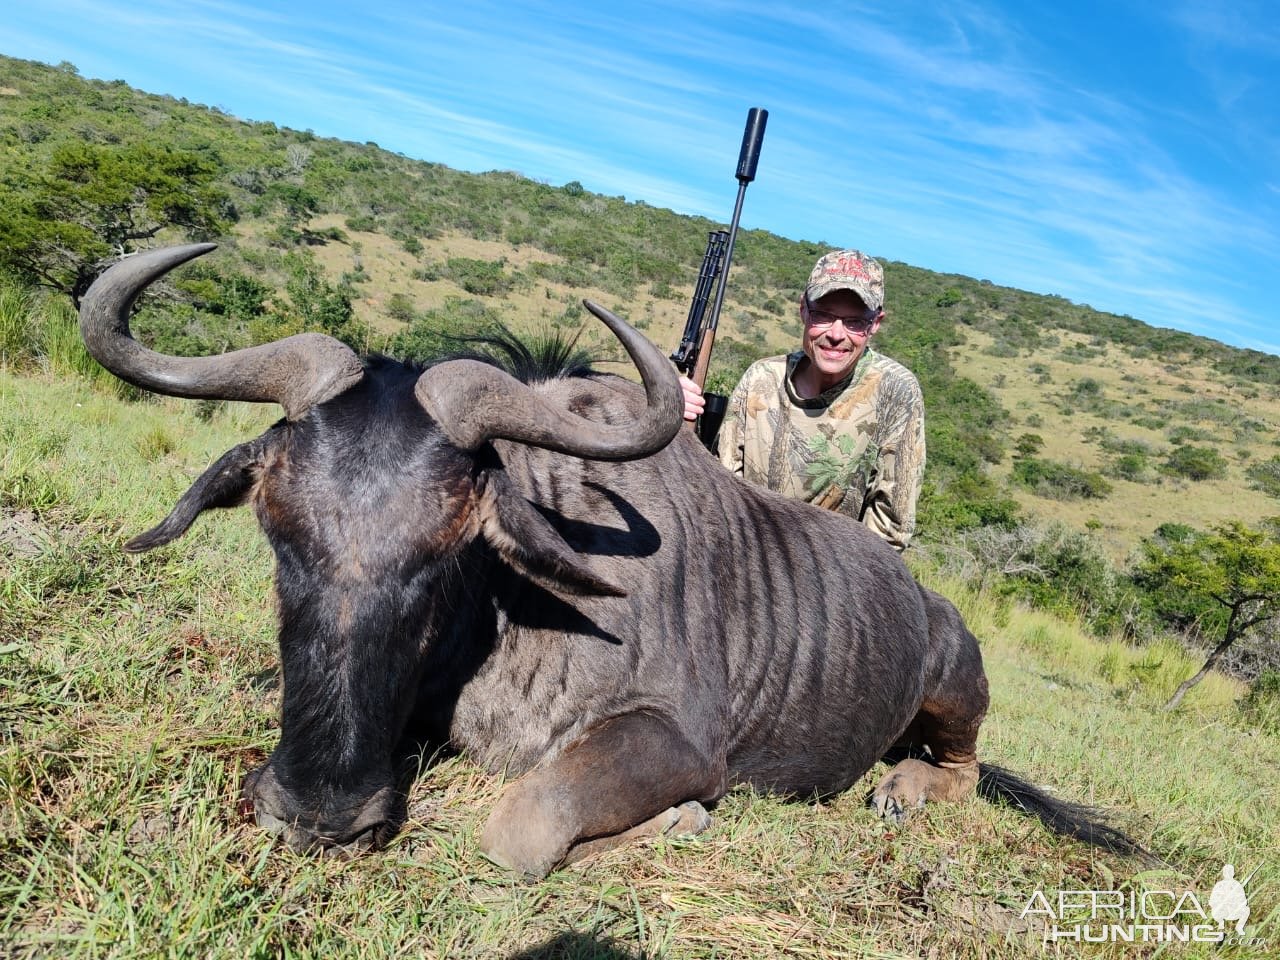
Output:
[804, 250, 885, 313]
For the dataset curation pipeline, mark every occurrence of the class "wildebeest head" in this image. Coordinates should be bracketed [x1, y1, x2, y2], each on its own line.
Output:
[80, 244, 683, 851]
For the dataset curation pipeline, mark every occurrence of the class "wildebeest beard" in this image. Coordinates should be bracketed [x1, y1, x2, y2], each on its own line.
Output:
[80, 244, 1149, 875]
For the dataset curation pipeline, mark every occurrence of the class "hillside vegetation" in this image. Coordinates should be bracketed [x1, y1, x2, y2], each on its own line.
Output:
[5, 55, 1279, 555]
[1, 53, 1279, 957]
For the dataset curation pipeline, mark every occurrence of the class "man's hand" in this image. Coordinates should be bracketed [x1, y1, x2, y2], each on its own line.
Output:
[679, 375, 705, 422]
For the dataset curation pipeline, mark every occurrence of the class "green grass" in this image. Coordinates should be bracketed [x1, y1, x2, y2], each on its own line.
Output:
[0, 283, 37, 367]
[3, 369, 1277, 958]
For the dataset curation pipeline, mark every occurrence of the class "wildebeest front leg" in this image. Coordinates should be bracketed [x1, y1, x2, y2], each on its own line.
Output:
[480, 711, 724, 879]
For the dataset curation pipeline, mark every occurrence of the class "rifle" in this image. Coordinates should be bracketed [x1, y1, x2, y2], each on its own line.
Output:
[671, 106, 767, 448]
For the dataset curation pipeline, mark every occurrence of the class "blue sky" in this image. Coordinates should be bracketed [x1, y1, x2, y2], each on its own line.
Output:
[7, 0, 1279, 354]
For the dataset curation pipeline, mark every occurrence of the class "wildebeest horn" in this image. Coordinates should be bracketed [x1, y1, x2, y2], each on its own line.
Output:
[80, 244, 364, 420]
[414, 300, 683, 460]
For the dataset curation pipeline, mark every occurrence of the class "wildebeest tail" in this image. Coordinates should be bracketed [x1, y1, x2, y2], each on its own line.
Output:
[977, 763, 1154, 861]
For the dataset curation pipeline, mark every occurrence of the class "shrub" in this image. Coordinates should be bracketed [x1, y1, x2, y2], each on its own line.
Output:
[445, 257, 511, 296]
[1163, 445, 1227, 481]
[1104, 452, 1153, 483]
[1245, 456, 1280, 499]
[385, 292, 417, 323]
[527, 261, 595, 289]
[916, 474, 1020, 534]
[1013, 433, 1044, 458]
[344, 214, 378, 232]
[1011, 458, 1112, 500]
[946, 522, 1152, 639]
[649, 280, 679, 301]
[1167, 424, 1212, 445]
[385, 297, 502, 362]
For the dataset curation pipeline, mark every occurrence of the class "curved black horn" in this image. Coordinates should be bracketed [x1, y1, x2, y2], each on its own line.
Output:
[80, 244, 364, 420]
[414, 299, 683, 460]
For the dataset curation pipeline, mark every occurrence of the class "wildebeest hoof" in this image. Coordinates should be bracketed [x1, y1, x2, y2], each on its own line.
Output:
[872, 791, 925, 825]
[665, 800, 713, 836]
[871, 759, 931, 824]
[871, 756, 980, 824]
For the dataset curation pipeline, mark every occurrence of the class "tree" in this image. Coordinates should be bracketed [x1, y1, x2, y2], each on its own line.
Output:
[278, 252, 368, 351]
[1133, 521, 1280, 710]
[0, 140, 228, 306]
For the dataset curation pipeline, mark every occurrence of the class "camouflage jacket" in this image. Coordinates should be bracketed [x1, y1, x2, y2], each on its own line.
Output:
[715, 349, 926, 551]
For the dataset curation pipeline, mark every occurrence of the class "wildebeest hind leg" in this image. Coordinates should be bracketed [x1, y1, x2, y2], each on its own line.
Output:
[480, 711, 724, 879]
[872, 589, 989, 823]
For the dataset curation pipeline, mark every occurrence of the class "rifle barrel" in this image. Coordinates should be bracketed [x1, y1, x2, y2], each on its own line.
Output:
[682, 107, 768, 392]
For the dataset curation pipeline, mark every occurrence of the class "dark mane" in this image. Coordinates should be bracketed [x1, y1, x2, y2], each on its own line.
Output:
[377, 325, 601, 385]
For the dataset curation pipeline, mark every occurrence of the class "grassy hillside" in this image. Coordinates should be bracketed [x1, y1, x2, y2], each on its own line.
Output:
[956, 326, 1280, 560]
[2, 366, 1275, 958]
[5, 53, 1280, 560]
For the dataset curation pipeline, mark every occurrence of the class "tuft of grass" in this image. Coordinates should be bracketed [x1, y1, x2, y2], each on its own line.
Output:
[40, 297, 102, 381]
[0, 282, 36, 366]
[135, 424, 178, 461]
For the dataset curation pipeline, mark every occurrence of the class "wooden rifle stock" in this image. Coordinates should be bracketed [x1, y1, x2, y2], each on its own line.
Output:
[689, 325, 716, 392]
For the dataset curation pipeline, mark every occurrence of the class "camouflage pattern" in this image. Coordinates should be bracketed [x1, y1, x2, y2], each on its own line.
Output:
[716, 348, 925, 551]
[805, 250, 885, 313]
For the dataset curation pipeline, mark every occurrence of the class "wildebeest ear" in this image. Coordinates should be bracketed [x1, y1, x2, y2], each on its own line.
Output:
[477, 475, 626, 597]
[125, 431, 276, 552]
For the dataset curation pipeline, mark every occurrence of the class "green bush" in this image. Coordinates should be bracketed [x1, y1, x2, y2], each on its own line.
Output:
[385, 292, 417, 323]
[385, 297, 502, 362]
[344, 214, 378, 232]
[1013, 433, 1044, 458]
[1163, 444, 1227, 481]
[527, 260, 595, 289]
[1012, 457, 1112, 500]
[446, 257, 511, 296]
[935, 287, 963, 308]
[1245, 456, 1280, 499]
[916, 474, 1020, 534]
[1104, 452, 1153, 483]
[1167, 424, 1213, 445]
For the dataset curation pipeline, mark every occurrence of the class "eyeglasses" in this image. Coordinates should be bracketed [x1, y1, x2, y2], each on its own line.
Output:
[805, 304, 878, 335]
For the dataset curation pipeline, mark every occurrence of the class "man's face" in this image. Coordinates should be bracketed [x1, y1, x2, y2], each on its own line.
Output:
[800, 289, 882, 389]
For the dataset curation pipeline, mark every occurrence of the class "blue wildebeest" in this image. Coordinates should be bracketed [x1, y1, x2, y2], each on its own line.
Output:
[81, 245, 1139, 878]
